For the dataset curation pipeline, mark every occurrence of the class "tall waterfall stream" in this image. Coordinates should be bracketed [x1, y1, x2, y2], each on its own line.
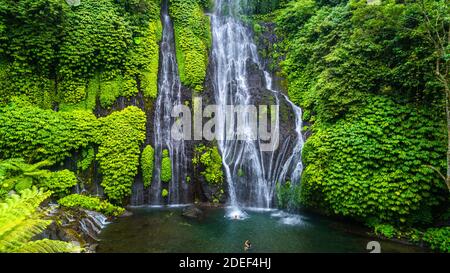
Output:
[143, 0, 304, 215]
[211, 0, 304, 217]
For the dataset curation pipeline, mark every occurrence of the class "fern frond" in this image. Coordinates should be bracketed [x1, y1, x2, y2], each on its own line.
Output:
[14, 239, 81, 254]
[0, 188, 80, 253]
[0, 218, 51, 252]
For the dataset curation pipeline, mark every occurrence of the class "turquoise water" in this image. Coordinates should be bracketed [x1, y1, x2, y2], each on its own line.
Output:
[97, 207, 425, 253]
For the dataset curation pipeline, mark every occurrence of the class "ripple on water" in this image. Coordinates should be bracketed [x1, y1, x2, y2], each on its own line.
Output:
[271, 210, 306, 226]
[225, 207, 250, 221]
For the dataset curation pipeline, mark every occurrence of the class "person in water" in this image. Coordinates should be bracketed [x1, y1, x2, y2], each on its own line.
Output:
[244, 240, 252, 251]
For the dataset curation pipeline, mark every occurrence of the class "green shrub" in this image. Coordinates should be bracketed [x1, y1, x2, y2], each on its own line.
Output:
[99, 73, 123, 108]
[161, 149, 172, 183]
[374, 224, 396, 239]
[0, 188, 81, 253]
[0, 0, 63, 108]
[0, 0, 162, 107]
[59, 77, 99, 113]
[162, 189, 169, 198]
[128, 20, 162, 100]
[95, 106, 147, 203]
[58, 194, 125, 217]
[40, 170, 77, 198]
[301, 96, 447, 224]
[77, 147, 95, 172]
[0, 104, 146, 205]
[422, 227, 450, 253]
[170, 0, 211, 91]
[58, 0, 132, 97]
[193, 145, 224, 185]
[276, 182, 301, 209]
[141, 145, 155, 188]
[0, 159, 52, 198]
[0, 104, 98, 164]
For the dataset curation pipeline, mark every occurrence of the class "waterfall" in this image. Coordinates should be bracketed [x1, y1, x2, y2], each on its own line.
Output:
[149, 0, 188, 205]
[210, 0, 304, 214]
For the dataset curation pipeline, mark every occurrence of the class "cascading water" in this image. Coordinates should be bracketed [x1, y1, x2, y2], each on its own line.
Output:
[149, 0, 188, 205]
[210, 0, 304, 215]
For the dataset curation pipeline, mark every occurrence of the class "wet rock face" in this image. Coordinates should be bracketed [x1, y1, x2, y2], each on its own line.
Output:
[246, 58, 297, 135]
[42, 207, 109, 253]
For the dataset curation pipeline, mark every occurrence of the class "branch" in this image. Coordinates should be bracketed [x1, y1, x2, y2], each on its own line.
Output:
[425, 165, 446, 182]
[420, 0, 445, 52]
[425, 165, 450, 191]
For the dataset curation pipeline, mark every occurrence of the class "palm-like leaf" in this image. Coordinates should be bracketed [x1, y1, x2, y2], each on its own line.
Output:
[0, 188, 82, 253]
[15, 239, 80, 254]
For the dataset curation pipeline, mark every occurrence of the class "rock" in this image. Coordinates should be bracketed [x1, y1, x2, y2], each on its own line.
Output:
[41, 207, 109, 253]
[182, 206, 204, 219]
[119, 210, 134, 218]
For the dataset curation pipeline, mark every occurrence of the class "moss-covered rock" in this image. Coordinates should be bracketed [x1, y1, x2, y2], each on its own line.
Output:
[141, 145, 155, 188]
[170, 0, 211, 92]
[161, 149, 172, 183]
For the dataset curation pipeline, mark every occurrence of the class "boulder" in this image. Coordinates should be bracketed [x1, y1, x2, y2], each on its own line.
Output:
[182, 206, 204, 219]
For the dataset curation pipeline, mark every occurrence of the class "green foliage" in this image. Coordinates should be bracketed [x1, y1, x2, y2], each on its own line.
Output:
[243, 0, 288, 15]
[59, 77, 98, 112]
[0, 65, 55, 109]
[126, 19, 162, 100]
[141, 145, 155, 188]
[276, 181, 301, 209]
[77, 147, 95, 172]
[374, 224, 396, 239]
[0, 159, 52, 199]
[0, 103, 146, 204]
[278, 1, 442, 123]
[276, 0, 449, 226]
[0, 188, 81, 253]
[58, 194, 125, 217]
[301, 96, 447, 225]
[422, 227, 450, 253]
[0, 104, 98, 164]
[161, 188, 169, 198]
[95, 106, 147, 203]
[170, 0, 211, 91]
[0, 0, 162, 107]
[0, 0, 63, 108]
[193, 145, 224, 185]
[161, 149, 172, 183]
[58, 0, 132, 103]
[39, 170, 77, 199]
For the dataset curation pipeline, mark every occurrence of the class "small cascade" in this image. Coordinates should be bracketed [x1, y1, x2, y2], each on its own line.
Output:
[149, 0, 188, 205]
[79, 210, 109, 237]
[210, 0, 304, 214]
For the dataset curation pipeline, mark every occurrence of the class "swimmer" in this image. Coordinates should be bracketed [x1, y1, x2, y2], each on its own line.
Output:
[244, 240, 252, 251]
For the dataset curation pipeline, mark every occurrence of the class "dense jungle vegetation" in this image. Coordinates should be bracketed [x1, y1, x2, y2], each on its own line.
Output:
[0, 0, 449, 253]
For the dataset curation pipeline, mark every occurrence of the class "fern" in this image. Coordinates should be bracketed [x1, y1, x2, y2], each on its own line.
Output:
[0, 159, 52, 196]
[0, 188, 81, 253]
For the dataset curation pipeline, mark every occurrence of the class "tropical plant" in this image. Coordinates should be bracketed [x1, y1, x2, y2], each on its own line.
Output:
[58, 194, 125, 217]
[193, 145, 224, 185]
[141, 145, 155, 188]
[417, 0, 450, 192]
[39, 170, 78, 199]
[0, 159, 52, 198]
[161, 149, 172, 183]
[0, 188, 81, 253]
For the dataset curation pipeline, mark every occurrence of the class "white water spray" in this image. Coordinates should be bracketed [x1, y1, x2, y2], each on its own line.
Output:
[210, 0, 304, 218]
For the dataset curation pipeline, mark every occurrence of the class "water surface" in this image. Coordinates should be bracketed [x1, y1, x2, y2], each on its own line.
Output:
[97, 208, 425, 253]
